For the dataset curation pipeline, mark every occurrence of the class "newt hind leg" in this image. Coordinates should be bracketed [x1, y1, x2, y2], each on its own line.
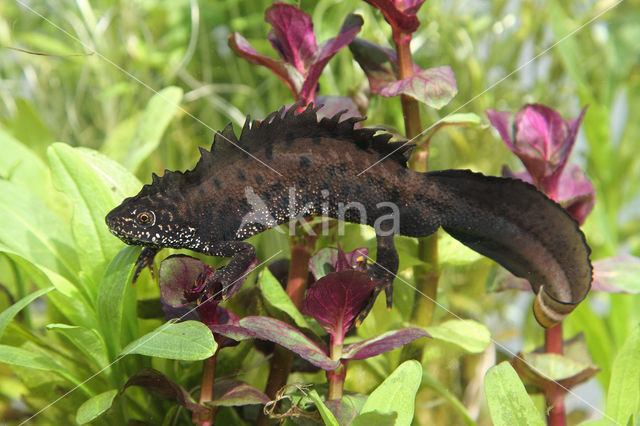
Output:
[356, 233, 399, 325]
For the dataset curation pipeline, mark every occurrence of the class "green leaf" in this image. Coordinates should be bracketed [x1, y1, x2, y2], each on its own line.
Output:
[1, 98, 54, 156]
[438, 232, 482, 265]
[425, 319, 491, 353]
[48, 144, 140, 285]
[46, 324, 109, 370]
[356, 360, 422, 425]
[484, 362, 545, 426]
[0, 287, 54, 339]
[606, 324, 640, 424]
[258, 269, 318, 334]
[101, 86, 183, 172]
[76, 389, 118, 425]
[308, 389, 339, 426]
[0, 128, 65, 217]
[0, 344, 64, 372]
[97, 246, 141, 358]
[121, 320, 217, 361]
[0, 180, 80, 296]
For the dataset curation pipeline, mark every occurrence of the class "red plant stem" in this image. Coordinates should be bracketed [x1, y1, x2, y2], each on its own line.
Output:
[194, 352, 218, 426]
[327, 332, 346, 400]
[394, 31, 440, 333]
[545, 323, 565, 426]
[258, 235, 315, 426]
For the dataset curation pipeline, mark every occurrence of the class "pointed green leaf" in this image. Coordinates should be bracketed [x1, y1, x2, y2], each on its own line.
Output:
[0, 287, 54, 339]
[46, 324, 109, 370]
[0, 344, 64, 372]
[308, 389, 339, 426]
[606, 325, 640, 424]
[0, 180, 80, 296]
[76, 389, 118, 425]
[426, 319, 490, 353]
[356, 360, 421, 425]
[97, 246, 141, 358]
[121, 321, 217, 361]
[484, 362, 545, 426]
[48, 144, 140, 285]
[101, 86, 183, 172]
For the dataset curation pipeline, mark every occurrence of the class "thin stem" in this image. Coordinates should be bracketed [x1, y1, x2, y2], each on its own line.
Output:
[258, 232, 316, 426]
[545, 323, 565, 426]
[394, 30, 440, 344]
[327, 332, 346, 400]
[194, 352, 218, 426]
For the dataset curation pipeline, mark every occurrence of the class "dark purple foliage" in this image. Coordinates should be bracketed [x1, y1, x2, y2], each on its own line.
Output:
[308, 245, 368, 281]
[301, 270, 377, 344]
[363, 0, 425, 36]
[229, 2, 363, 105]
[341, 327, 429, 360]
[487, 104, 589, 201]
[349, 38, 457, 109]
[208, 379, 270, 407]
[123, 368, 207, 415]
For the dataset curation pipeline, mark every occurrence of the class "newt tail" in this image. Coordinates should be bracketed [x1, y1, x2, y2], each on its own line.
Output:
[105, 104, 591, 327]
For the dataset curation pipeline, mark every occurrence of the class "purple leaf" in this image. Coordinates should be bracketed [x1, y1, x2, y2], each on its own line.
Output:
[376, 66, 458, 109]
[555, 164, 595, 225]
[342, 327, 430, 360]
[265, 2, 317, 72]
[308, 246, 369, 281]
[239, 316, 339, 370]
[208, 307, 257, 342]
[503, 163, 595, 225]
[488, 104, 588, 197]
[122, 368, 207, 415]
[349, 38, 399, 90]
[300, 14, 363, 103]
[301, 270, 377, 342]
[207, 379, 270, 407]
[158, 255, 211, 307]
[363, 0, 425, 35]
[228, 32, 304, 95]
[316, 96, 362, 123]
[591, 255, 640, 293]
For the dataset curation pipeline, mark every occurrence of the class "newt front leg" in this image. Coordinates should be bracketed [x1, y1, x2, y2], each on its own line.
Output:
[201, 241, 257, 300]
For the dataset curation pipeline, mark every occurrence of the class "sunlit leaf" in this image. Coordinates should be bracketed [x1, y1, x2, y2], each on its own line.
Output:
[356, 360, 421, 425]
[376, 66, 458, 109]
[76, 389, 118, 425]
[606, 325, 640, 424]
[46, 324, 109, 371]
[0, 287, 54, 339]
[426, 319, 490, 353]
[101, 87, 183, 172]
[484, 362, 545, 426]
[121, 320, 217, 361]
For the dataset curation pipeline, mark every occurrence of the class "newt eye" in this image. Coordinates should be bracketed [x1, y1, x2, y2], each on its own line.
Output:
[136, 211, 155, 227]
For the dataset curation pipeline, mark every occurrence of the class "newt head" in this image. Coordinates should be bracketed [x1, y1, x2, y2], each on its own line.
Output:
[105, 191, 197, 249]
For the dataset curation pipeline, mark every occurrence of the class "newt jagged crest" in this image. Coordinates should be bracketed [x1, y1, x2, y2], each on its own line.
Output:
[106, 104, 592, 327]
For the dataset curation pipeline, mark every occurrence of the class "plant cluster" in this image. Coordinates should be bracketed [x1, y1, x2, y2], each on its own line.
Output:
[1, 1, 639, 425]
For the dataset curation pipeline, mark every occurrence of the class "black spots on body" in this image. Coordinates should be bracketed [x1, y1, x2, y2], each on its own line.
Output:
[269, 182, 284, 194]
[298, 176, 310, 188]
[255, 175, 264, 185]
[312, 136, 322, 146]
[265, 144, 273, 161]
[299, 155, 311, 169]
[236, 169, 246, 182]
[413, 191, 425, 203]
[213, 178, 221, 189]
[327, 163, 348, 178]
[390, 188, 401, 202]
[395, 167, 407, 177]
[285, 132, 295, 146]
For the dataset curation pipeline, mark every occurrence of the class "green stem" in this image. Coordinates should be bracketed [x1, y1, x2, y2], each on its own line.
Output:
[327, 332, 346, 400]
